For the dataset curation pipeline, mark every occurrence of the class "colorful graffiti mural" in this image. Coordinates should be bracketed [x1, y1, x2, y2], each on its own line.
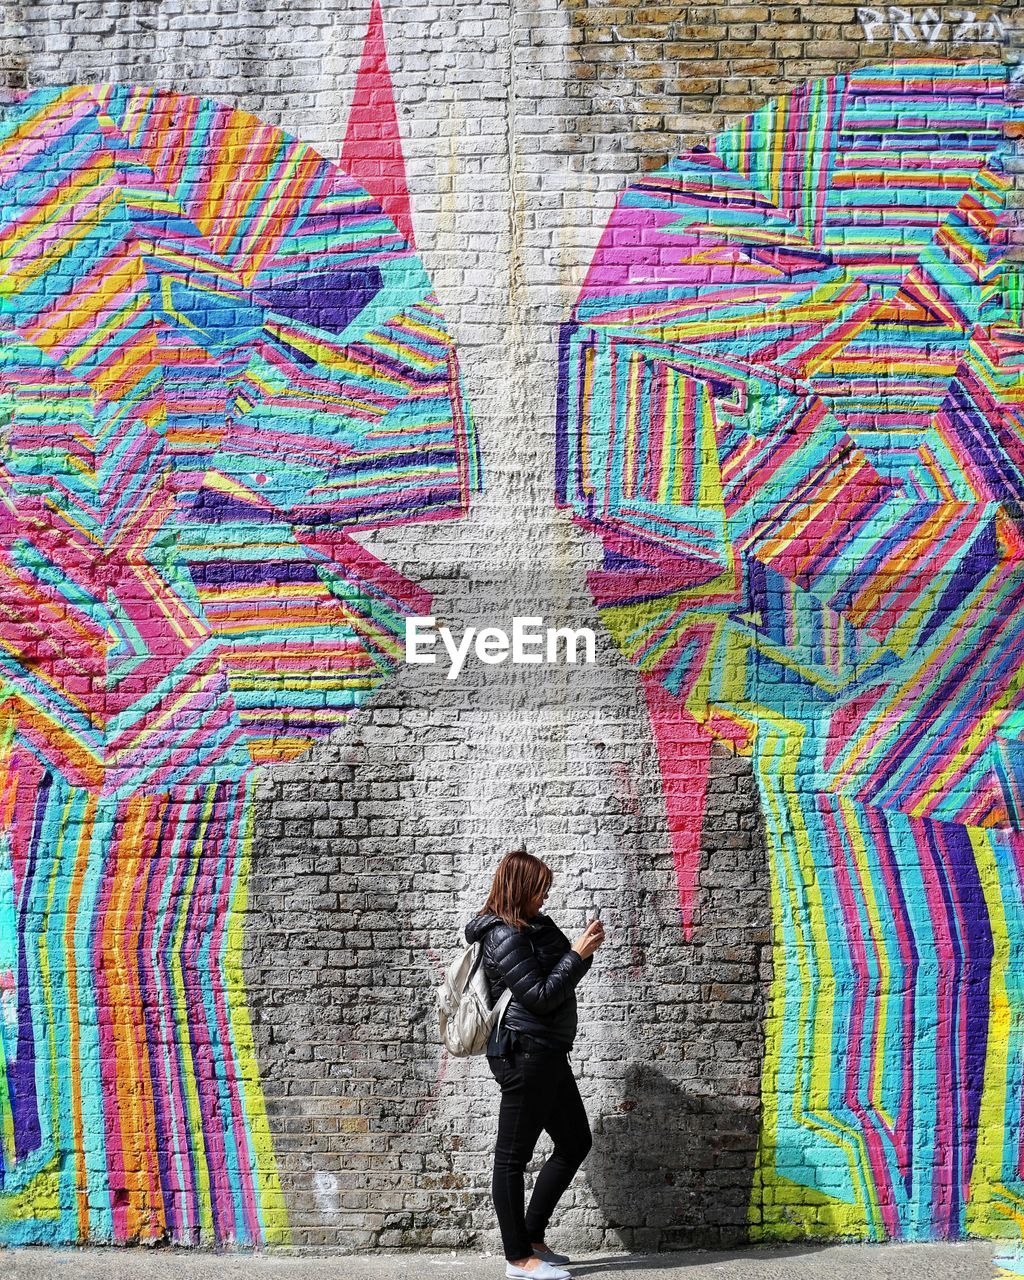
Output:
[558, 62, 1024, 1239]
[0, 76, 477, 1243]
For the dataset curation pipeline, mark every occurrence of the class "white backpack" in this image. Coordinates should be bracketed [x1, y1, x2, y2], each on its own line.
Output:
[438, 939, 513, 1056]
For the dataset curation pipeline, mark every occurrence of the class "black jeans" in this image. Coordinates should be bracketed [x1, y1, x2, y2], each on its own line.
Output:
[487, 1046, 592, 1262]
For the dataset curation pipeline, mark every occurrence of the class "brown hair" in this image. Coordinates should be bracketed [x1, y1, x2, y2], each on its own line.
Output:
[479, 849, 553, 929]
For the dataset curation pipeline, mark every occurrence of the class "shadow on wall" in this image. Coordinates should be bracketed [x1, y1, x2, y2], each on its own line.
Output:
[589, 1066, 761, 1253]
[585, 745, 772, 1252]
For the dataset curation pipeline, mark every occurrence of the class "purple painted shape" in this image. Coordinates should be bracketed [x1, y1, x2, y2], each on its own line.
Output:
[188, 559, 322, 586]
[188, 489, 279, 524]
[945, 376, 1024, 506]
[919, 518, 998, 648]
[932, 819, 993, 1229]
[8, 778, 48, 1172]
[259, 268, 384, 337]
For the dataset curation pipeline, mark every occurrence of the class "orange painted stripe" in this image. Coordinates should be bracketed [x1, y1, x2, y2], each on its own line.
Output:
[64, 794, 97, 1240]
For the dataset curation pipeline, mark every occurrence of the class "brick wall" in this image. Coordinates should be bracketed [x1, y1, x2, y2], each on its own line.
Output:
[0, 0, 1020, 1254]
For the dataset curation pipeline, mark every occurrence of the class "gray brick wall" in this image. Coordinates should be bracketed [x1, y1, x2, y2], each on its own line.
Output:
[243, 568, 772, 1249]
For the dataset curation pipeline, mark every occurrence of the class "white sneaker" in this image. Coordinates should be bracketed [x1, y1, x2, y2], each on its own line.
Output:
[505, 1261, 570, 1280]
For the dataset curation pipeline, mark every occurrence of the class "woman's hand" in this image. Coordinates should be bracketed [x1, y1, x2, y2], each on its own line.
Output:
[572, 919, 605, 959]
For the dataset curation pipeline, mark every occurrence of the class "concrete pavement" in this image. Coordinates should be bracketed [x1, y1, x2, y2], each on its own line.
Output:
[0, 1243, 1013, 1279]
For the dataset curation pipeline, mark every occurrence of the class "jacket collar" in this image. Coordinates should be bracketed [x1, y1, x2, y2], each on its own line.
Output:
[466, 910, 550, 940]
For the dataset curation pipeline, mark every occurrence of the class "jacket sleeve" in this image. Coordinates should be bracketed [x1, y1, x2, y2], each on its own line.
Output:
[488, 925, 589, 1015]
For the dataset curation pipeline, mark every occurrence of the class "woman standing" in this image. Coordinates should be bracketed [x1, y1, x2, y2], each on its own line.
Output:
[466, 850, 606, 1280]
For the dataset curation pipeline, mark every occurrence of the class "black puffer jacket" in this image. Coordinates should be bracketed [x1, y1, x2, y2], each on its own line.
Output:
[465, 911, 592, 1051]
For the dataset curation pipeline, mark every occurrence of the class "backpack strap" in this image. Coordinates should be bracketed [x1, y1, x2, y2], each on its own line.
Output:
[470, 937, 511, 1022]
[493, 986, 513, 1025]
[466, 917, 501, 986]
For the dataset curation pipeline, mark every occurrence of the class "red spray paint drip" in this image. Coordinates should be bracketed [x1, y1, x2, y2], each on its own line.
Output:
[340, 0, 416, 249]
[642, 677, 713, 938]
